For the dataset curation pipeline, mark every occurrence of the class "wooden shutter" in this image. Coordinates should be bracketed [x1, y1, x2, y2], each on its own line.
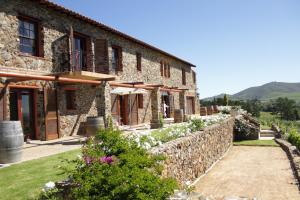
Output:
[182, 68, 186, 85]
[192, 71, 196, 83]
[129, 94, 138, 125]
[169, 94, 174, 118]
[37, 22, 44, 57]
[95, 39, 109, 73]
[168, 64, 171, 78]
[0, 87, 5, 121]
[117, 47, 123, 71]
[138, 94, 143, 109]
[68, 26, 74, 71]
[86, 37, 93, 72]
[111, 94, 119, 123]
[136, 52, 141, 71]
[160, 61, 163, 76]
[44, 88, 59, 140]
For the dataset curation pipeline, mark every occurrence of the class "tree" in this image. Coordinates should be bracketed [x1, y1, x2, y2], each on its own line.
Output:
[223, 94, 228, 106]
[241, 99, 261, 117]
[273, 97, 298, 120]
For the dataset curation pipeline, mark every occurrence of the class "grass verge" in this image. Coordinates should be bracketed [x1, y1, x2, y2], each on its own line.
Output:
[234, 139, 279, 147]
[0, 149, 80, 200]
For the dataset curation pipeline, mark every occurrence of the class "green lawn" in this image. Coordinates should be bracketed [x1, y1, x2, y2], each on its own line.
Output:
[0, 149, 80, 200]
[234, 139, 279, 147]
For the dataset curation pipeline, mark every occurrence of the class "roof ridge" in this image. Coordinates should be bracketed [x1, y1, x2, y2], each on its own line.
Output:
[34, 0, 196, 67]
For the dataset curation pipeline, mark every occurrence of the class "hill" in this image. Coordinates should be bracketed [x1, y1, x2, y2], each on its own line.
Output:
[203, 82, 300, 102]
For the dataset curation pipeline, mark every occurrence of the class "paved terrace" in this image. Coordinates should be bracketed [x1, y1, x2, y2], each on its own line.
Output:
[194, 146, 300, 200]
[21, 136, 85, 162]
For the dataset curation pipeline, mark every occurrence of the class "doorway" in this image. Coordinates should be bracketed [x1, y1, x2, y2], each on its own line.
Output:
[111, 94, 138, 126]
[186, 96, 195, 115]
[9, 89, 36, 140]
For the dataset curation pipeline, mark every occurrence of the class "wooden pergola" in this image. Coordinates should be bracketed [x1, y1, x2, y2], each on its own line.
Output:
[0, 71, 116, 85]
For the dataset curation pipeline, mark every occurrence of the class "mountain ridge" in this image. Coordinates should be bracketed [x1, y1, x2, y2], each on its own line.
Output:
[202, 82, 300, 102]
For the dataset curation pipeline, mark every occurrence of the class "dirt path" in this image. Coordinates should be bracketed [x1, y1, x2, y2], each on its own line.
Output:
[194, 146, 300, 200]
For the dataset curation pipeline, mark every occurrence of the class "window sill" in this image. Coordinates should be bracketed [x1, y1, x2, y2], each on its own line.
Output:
[18, 52, 49, 61]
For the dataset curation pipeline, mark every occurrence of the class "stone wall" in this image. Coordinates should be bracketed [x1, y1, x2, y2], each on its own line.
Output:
[0, 0, 199, 137]
[275, 139, 300, 184]
[234, 114, 260, 140]
[150, 118, 235, 186]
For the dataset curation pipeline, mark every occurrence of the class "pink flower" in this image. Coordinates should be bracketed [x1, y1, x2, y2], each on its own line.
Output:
[83, 156, 92, 165]
[100, 156, 114, 165]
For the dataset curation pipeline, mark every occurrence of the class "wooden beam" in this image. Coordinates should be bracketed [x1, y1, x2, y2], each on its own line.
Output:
[0, 72, 102, 85]
[160, 88, 182, 92]
[109, 81, 154, 90]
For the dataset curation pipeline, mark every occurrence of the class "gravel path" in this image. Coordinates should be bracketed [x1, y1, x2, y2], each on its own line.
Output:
[194, 146, 300, 200]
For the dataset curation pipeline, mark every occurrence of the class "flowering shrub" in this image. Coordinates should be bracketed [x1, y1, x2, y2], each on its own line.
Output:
[129, 113, 230, 149]
[40, 127, 177, 200]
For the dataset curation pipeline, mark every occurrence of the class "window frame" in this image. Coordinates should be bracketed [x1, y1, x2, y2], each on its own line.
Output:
[112, 45, 122, 71]
[138, 94, 143, 109]
[136, 52, 142, 71]
[65, 89, 77, 111]
[192, 71, 196, 84]
[182, 68, 186, 85]
[73, 33, 87, 71]
[18, 15, 40, 57]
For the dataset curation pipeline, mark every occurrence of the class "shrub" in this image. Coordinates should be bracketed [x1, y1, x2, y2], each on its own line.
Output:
[189, 119, 204, 132]
[288, 128, 300, 150]
[159, 112, 164, 128]
[41, 128, 177, 200]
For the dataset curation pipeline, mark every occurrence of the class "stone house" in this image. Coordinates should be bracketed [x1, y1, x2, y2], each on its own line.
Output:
[0, 0, 199, 140]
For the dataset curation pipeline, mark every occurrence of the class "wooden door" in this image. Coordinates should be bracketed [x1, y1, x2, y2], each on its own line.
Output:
[9, 89, 36, 140]
[186, 97, 195, 115]
[44, 89, 59, 140]
[129, 94, 138, 125]
[0, 87, 5, 121]
[111, 94, 120, 124]
[169, 95, 175, 118]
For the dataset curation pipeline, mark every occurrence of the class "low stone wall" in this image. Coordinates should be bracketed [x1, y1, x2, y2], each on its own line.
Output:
[275, 139, 300, 184]
[150, 118, 235, 186]
[234, 114, 260, 140]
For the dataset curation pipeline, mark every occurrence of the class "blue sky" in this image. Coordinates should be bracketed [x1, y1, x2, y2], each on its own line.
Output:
[52, 0, 300, 98]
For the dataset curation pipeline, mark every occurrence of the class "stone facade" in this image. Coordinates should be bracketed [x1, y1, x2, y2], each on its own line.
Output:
[150, 118, 235, 186]
[0, 0, 199, 138]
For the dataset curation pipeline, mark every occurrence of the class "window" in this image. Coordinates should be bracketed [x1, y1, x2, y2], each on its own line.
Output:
[160, 61, 170, 78]
[182, 68, 186, 85]
[65, 90, 76, 110]
[19, 18, 38, 56]
[112, 46, 122, 71]
[160, 61, 164, 76]
[136, 52, 141, 71]
[192, 71, 196, 83]
[138, 94, 143, 108]
[167, 64, 170, 78]
[73, 35, 86, 71]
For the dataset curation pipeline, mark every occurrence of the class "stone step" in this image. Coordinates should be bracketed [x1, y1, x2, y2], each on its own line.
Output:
[164, 118, 174, 124]
[260, 133, 274, 137]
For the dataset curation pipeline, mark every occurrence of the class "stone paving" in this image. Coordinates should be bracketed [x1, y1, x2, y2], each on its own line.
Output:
[21, 136, 85, 162]
[194, 146, 300, 200]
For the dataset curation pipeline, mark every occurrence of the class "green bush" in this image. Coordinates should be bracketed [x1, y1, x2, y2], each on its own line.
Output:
[189, 119, 205, 132]
[159, 112, 164, 128]
[288, 128, 300, 150]
[41, 128, 177, 200]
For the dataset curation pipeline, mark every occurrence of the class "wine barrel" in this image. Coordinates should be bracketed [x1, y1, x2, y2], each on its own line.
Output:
[85, 117, 105, 136]
[213, 105, 219, 113]
[207, 106, 214, 115]
[0, 121, 24, 164]
[200, 107, 207, 116]
[174, 109, 183, 123]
